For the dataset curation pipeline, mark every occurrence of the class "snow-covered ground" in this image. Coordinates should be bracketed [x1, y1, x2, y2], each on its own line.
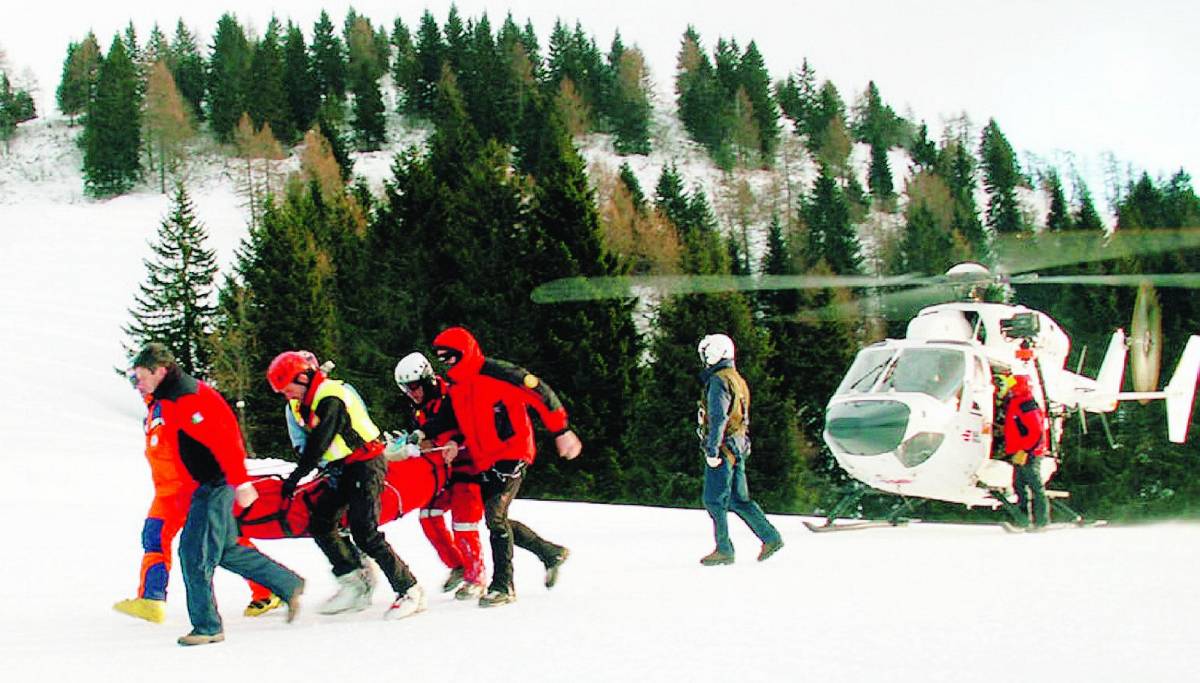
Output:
[3, 111, 1200, 682]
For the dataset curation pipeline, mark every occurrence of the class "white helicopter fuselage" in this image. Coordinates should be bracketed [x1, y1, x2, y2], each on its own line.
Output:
[823, 302, 1064, 508]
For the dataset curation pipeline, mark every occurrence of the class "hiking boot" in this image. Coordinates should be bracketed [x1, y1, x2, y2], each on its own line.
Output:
[244, 594, 283, 617]
[699, 549, 735, 566]
[544, 547, 570, 589]
[757, 539, 784, 562]
[454, 581, 485, 601]
[320, 571, 371, 615]
[478, 588, 517, 608]
[384, 585, 427, 620]
[286, 580, 304, 623]
[113, 597, 166, 624]
[441, 566, 465, 593]
[359, 561, 378, 592]
[177, 631, 224, 646]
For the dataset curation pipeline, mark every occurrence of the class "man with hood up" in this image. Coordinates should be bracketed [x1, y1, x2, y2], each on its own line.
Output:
[999, 371, 1049, 528]
[429, 326, 581, 607]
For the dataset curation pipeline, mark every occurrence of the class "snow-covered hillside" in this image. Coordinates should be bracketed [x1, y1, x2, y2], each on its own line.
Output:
[5, 94, 1196, 682]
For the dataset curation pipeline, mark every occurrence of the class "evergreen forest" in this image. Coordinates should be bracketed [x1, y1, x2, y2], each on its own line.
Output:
[14, 7, 1200, 522]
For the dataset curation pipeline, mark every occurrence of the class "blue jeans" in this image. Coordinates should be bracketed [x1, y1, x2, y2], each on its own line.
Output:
[702, 456, 780, 555]
[180, 483, 302, 635]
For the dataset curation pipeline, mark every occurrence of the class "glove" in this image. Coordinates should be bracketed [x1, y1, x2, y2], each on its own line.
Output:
[1011, 450, 1028, 466]
[234, 481, 259, 508]
[280, 475, 300, 499]
[384, 439, 420, 460]
[705, 454, 722, 468]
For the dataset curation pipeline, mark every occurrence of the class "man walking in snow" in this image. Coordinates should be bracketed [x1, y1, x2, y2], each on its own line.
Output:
[269, 350, 427, 620]
[129, 343, 304, 646]
[430, 326, 580, 607]
[696, 334, 783, 566]
[998, 371, 1049, 528]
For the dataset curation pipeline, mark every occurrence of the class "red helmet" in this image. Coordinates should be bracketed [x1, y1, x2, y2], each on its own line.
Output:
[267, 350, 319, 392]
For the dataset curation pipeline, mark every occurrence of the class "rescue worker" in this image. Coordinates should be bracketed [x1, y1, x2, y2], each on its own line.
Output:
[696, 333, 783, 566]
[999, 372, 1049, 528]
[129, 343, 304, 646]
[393, 351, 486, 601]
[113, 386, 281, 625]
[429, 326, 581, 607]
[268, 350, 425, 620]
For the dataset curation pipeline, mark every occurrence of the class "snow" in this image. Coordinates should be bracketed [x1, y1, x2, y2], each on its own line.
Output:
[2, 91, 1200, 683]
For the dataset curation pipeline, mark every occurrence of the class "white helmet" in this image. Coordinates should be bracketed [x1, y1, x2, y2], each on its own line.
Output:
[394, 352, 434, 388]
[698, 333, 735, 366]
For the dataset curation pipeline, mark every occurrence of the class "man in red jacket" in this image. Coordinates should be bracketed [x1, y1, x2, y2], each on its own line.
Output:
[999, 372, 1049, 528]
[130, 343, 304, 646]
[430, 327, 581, 607]
[393, 351, 486, 601]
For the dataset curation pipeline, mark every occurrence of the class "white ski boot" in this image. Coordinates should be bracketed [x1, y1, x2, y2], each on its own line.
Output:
[319, 570, 372, 615]
[384, 584, 427, 620]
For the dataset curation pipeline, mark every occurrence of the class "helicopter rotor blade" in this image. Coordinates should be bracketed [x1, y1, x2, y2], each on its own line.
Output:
[1008, 273, 1200, 288]
[993, 228, 1200, 275]
[530, 273, 925, 304]
[774, 284, 958, 323]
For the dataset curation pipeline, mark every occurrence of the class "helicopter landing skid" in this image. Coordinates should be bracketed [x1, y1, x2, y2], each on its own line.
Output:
[1001, 519, 1109, 533]
[803, 519, 910, 533]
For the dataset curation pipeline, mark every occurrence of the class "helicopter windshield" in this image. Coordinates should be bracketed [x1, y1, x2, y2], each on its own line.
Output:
[881, 348, 966, 401]
[835, 348, 895, 395]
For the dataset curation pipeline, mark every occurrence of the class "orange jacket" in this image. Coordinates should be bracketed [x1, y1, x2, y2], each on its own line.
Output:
[147, 368, 252, 488]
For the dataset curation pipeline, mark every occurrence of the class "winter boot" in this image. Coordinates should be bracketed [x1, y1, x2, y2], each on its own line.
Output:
[244, 594, 283, 617]
[384, 584, 427, 620]
[544, 547, 570, 589]
[454, 581, 485, 601]
[113, 597, 166, 624]
[478, 587, 517, 608]
[699, 549, 735, 566]
[757, 539, 784, 562]
[286, 579, 304, 624]
[441, 566, 465, 593]
[177, 631, 224, 646]
[319, 570, 371, 615]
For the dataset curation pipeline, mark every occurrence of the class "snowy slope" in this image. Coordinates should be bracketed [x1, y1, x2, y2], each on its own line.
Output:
[2, 110, 1199, 682]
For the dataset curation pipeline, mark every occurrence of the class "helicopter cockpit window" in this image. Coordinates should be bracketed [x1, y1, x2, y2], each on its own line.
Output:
[881, 348, 966, 402]
[835, 348, 895, 395]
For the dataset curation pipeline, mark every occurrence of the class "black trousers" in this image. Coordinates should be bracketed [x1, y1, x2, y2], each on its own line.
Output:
[481, 460, 563, 593]
[309, 456, 415, 593]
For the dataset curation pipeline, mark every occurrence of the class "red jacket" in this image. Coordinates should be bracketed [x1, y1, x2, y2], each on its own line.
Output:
[431, 327, 569, 471]
[148, 368, 251, 487]
[1003, 375, 1047, 457]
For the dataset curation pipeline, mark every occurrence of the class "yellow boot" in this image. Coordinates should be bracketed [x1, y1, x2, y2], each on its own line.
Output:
[113, 597, 166, 623]
[243, 594, 282, 617]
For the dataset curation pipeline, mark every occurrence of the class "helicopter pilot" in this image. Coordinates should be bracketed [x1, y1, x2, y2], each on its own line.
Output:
[997, 371, 1049, 528]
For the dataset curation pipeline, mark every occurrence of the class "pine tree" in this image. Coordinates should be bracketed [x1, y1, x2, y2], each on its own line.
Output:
[938, 134, 989, 259]
[312, 10, 347, 102]
[1044, 169, 1074, 231]
[978, 118, 1026, 234]
[1072, 175, 1105, 231]
[170, 21, 206, 121]
[800, 163, 861, 275]
[347, 15, 386, 151]
[247, 18, 295, 145]
[283, 22, 320, 135]
[56, 33, 102, 124]
[124, 182, 218, 376]
[207, 14, 251, 142]
[82, 35, 141, 197]
[608, 45, 651, 155]
[411, 10, 445, 116]
[390, 18, 418, 113]
[738, 41, 779, 163]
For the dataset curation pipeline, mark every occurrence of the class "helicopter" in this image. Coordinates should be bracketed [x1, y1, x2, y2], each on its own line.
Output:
[531, 229, 1200, 530]
[813, 267, 1200, 531]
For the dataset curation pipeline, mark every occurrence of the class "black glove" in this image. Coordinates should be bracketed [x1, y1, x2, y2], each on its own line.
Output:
[280, 474, 300, 500]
